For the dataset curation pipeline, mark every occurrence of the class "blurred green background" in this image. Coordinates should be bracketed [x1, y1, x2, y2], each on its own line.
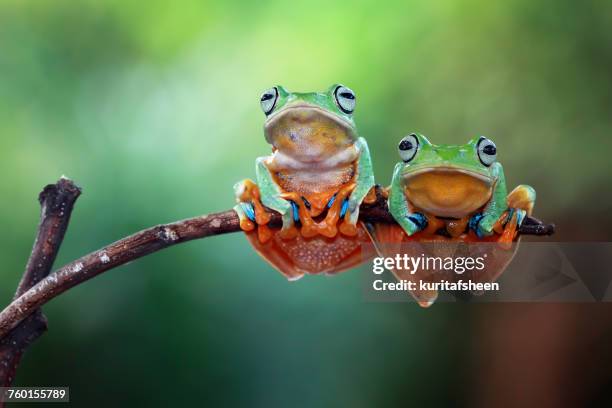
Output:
[1, 0, 611, 406]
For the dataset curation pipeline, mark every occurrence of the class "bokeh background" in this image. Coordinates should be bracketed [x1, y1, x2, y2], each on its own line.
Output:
[1, 0, 612, 406]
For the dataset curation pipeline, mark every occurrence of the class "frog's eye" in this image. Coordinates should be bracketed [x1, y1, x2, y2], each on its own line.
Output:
[260, 87, 279, 115]
[477, 136, 497, 166]
[334, 85, 356, 114]
[398, 134, 419, 163]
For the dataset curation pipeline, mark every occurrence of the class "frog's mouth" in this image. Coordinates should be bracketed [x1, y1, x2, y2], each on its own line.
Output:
[402, 166, 495, 219]
[264, 103, 357, 164]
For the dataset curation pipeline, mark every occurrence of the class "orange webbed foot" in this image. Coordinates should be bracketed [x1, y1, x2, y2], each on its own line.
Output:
[320, 183, 355, 238]
[498, 210, 518, 249]
[492, 211, 509, 235]
[236, 180, 273, 243]
[337, 186, 377, 237]
[280, 192, 318, 238]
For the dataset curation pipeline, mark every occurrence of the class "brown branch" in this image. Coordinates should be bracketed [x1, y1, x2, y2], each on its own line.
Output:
[0, 178, 81, 387]
[0, 181, 555, 360]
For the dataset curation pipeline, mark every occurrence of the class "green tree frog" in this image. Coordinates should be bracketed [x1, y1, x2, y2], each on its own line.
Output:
[234, 85, 376, 280]
[371, 133, 536, 306]
[386, 133, 535, 241]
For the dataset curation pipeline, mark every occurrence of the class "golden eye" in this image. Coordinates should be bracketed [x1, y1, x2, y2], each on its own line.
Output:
[334, 85, 356, 114]
[398, 134, 419, 162]
[260, 87, 278, 115]
[477, 136, 497, 166]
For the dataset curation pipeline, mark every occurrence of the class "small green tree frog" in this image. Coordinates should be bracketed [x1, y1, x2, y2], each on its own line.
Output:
[386, 133, 535, 241]
[371, 133, 536, 307]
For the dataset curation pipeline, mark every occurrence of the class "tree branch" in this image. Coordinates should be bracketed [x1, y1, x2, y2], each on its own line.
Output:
[0, 180, 555, 364]
[0, 178, 81, 387]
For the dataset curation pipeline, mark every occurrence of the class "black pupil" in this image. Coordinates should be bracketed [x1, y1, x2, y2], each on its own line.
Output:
[261, 93, 274, 102]
[483, 144, 496, 155]
[339, 92, 355, 100]
[399, 139, 413, 151]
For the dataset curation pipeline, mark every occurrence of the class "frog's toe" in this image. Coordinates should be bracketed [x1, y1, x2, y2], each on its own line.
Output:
[339, 221, 358, 237]
[399, 212, 427, 236]
[317, 221, 339, 238]
[340, 197, 349, 219]
[242, 202, 256, 222]
[408, 212, 428, 232]
[469, 213, 488, 238]
[498, 208, 523, 247]
[234, 203, 255, 232]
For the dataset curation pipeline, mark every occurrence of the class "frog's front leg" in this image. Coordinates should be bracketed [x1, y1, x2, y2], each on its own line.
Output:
[255, 157, 299, 240]
[388, 162, 428, 236]
[338, 137, 376, 236]
[470, 162, 508, 238]
[233, 157, 298, 243]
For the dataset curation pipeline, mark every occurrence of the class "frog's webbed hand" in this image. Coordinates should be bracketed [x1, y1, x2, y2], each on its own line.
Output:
[255, 157, 298, 240]
[233, 176, 276, 243]
[308, 182, 355, 238]
[388, 162, 428, 236]
[493, 184, 536, 246]
[471, 162, 508, 238]
[339, 137, 376, 236]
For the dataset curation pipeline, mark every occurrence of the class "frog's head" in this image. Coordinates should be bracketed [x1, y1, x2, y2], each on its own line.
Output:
[397, 133, 500, 218]
[259, 84, 358, 164]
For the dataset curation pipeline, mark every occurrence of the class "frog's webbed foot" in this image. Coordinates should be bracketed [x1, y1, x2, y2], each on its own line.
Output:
[280, 191, 318, 238]
[234, 179, 278, 243]
[284, 183, 356, 239]
[493, 185, 536, 247]
[491, 208, 526, 248]
[330, 183, 358, 237]
[336, 186, 379, 236]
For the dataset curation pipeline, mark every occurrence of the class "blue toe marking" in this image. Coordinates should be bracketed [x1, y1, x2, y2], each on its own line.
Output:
[327, 193, 337, 208]
[516, 209, 526, 226]
[340, 198, 349, 218]
[290, 201, 300, 223]
[242, 203, 255, 222]
[407, 212, 427, 230]
[469, 213, 484, 238]
[505, 208, 515, 224]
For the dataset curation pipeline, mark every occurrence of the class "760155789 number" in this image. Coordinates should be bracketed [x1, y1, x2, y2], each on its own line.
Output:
[0, 387, 69, 402]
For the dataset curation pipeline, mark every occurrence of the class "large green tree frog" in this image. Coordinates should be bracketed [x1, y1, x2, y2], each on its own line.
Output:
[234, 85, 376, 280]
[371, 133, 536, 306]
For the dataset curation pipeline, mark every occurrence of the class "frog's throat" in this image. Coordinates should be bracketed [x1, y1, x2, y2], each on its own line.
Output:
[402, 166, 495, 219]
[402, 166, 494, 184]
[263, 103, 357, 144]
[267, 144, 359, 170]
